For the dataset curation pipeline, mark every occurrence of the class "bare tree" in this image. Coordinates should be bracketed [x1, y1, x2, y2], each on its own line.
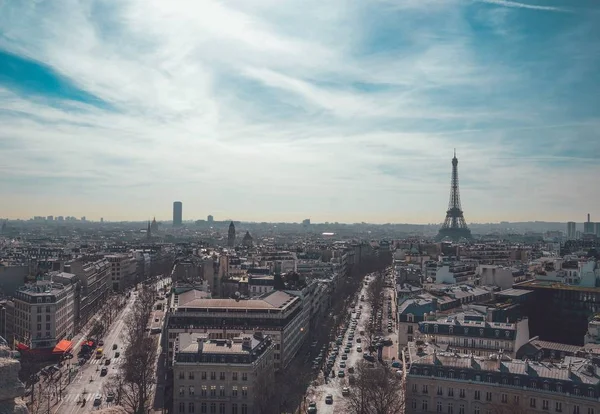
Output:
[252, 366, 279, 414]
[342, 361, 405, 414]
[99, 286, 158, 414]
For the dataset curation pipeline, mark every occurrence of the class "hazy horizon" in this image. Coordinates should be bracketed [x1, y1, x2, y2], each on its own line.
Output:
[1, 0, 598, 223]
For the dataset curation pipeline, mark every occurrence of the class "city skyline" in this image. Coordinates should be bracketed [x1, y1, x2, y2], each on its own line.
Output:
[1, 0, 599, 223]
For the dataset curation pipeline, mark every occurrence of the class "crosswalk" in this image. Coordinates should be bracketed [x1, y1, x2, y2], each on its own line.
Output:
[86, 358, 123, 366]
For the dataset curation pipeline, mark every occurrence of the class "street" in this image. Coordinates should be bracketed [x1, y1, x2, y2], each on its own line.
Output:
[305, 271, 400, 414]
[51, 292, 137, 413]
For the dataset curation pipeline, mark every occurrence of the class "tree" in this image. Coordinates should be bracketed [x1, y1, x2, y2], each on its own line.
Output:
[342, 361, 405, 414]
[489, 400, 528, 414]
[252, 366, 279, 414]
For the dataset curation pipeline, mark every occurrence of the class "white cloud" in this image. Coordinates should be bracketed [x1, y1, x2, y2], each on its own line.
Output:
[474, 0, 567, 12]
[0, 0, 597, 223]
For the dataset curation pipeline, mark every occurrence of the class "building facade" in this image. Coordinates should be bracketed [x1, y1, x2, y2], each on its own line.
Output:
[406, 344, 600, 414]
[11, 280, 75, 349]
[65, 257, 110, 330]
[172, 332, 274, 414]
[106, 254, 137, 292]
[165, 290, 308, 370]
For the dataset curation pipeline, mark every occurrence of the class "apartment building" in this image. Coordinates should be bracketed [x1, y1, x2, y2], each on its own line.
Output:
[406, 343, 600, 414]
[64, 256, 110, 330]
[165, 290, 308, 370]
[106, 254, 137, 291]
[418, 312, 529, 358]
[172, 332, 274, 414]
[11, 279, 75, 349]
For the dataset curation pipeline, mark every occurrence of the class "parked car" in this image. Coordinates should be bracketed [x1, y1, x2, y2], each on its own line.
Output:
[325, 394, 334, 404]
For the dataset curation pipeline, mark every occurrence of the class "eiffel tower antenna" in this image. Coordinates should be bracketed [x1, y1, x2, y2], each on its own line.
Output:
[436, 151, 472, 241]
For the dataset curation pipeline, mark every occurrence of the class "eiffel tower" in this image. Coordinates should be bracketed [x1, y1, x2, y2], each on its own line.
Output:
[436, 150, 473, 241]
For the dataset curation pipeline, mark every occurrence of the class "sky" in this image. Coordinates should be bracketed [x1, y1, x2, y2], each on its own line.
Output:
[0, 0, 599, 224]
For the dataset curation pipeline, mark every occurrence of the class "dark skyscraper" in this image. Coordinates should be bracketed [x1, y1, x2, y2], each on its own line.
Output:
[436, 150, 473, 241]
[173, 201, 183, 226]
[228, 221, 236, 247]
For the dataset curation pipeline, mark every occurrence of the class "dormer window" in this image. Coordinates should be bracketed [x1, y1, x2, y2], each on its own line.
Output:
[505, 331, 510, 338]
[514, 378, 520, 386]
[449, 326, 454, 334]
[464, 328, 469, 334]
[434, 325, 439, 333]
[479, 328, 484, 336]
[495, 330, 500, 337]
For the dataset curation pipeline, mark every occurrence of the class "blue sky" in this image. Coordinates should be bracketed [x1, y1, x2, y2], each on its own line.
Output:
[0, 0, 598, 223]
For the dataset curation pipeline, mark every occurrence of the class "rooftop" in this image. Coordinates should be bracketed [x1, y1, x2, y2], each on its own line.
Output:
[175, 290, 298, 311]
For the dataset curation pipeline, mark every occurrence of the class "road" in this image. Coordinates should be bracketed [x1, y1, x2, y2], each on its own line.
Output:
[52, 292, 137, 413]
[305, 271, 400, 414]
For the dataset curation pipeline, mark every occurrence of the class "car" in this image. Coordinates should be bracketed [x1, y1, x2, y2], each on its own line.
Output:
[106, 392, 115, 402]
[356, 338, 361, 343]
[115, 352, 120, 358]
[100, 367, 108, 376]
[356, 346, 362, 353]
[391, 361, 402, 368]
[338, 370, 345, 378]
[105, 358, 111, 365]
[154, 318, 159, 322]
[112, 344, 118, 350]
[341, 354, 348, 360]
[348, 366, 355, 374]
[93, 395, 102, 406]
[342, 387, 350, 396]
[307, 401, 318, 413]
[340, 362, 346, 368]
[98, 340, 104, 346]
[325, 394, 333, 404]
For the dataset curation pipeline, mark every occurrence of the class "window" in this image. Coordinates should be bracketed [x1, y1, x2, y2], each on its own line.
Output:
[242, 387, 248, 398]
[495, 330, 499, 337]
[37, 324, 41, 331]
[474, 390, 480, 400]
[189, 403, 195, 413]
[37, 315, 41, 322]
[232, 404, 238, 414]
[179, 387, 185, 397]
[555, 402, 562, 412]
[412, 400, 417, 410]
[588, 409, 594, 414]
[241, 404, 248, 414]
[505, 331, 510, 337]
[232, 372, 238, 381]
[557, 384, 563, 393]
[201, 386, 207, 397]
[202, 372, 207, 380]
[475, 375, 481, 382]
[437, 386, 443, 396]
[474, 407, 480, 414]
[219, 386, 225, 397]
[573, 407, 580, 414]
[179, 402, 185, 413]
[464, 328, 469, 334]
[201, 403, 207, 413]
[408, 325, 414, 334]
[220, 372, 225, 380]
[449, 326, 454, 334]
[210, 403, 216, 414]
[542, 400, 549, 410]
[501, 394, 507, 403]
[189, 372, 195, 380]
[211, 372, 216, 380]
[459, 389, 465, 398]
[530, 380, 537, 389]
[588, 388, 595, 398]
[513, 396, 519, 405]
[210, 386, 216, 397]
[459, 405, 465, 414]
[412, 384, 417, 393]
[434, 325, 439, 333]
[530, 398, 536, 408]
[232, 386, 238, 397]
[242, 373, 248, 381]
[189, 386, 195, 396]
[486, 392, 492, 402]
[514, 378, 520, 386]
[437, 402, 443, 412]
[219, 403, 225, 414]
[422, 385, 428, 394]
[422, 400, 428, 411]
[448, 403, 454, 414]
[448, 387, 454, 397]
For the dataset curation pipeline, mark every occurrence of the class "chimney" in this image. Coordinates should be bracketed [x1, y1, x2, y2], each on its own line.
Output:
[588, 214, 591, 223]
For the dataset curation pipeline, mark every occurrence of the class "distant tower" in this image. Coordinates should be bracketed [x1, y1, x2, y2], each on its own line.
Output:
[567, 221, 576, 240]
[173, 201, 183, 226]
[207, 215, 214, 223]
[151, 216, 159, 233]
[436, 150, 473, 241]
[242, 231, 254, 248]
[147, 221, 152, 239]
[228, 221, 236, 247]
